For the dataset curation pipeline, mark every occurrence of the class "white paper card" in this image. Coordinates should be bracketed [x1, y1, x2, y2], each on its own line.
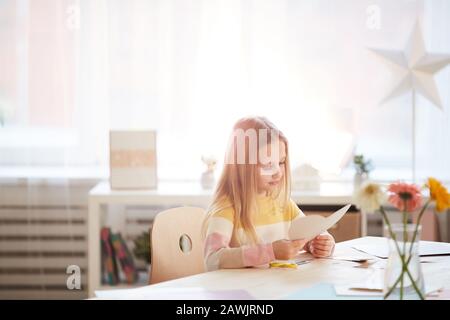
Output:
[289, 204, 351, 241]
[352, 238, 450, 258]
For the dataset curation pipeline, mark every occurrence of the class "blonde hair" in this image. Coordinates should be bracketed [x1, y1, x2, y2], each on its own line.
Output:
[203, 116, 292, 245]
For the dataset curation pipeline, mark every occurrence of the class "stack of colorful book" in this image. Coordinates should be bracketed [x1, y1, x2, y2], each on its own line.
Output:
[101, 227, 139, 285]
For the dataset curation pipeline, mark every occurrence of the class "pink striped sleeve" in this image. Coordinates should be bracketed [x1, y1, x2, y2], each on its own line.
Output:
[204, 217, 275, 270]
[242, 243, 275, 266]
[204, 232, 230, 259]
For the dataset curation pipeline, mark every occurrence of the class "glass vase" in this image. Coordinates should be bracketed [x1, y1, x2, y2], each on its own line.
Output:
[383, 223, 425, 300]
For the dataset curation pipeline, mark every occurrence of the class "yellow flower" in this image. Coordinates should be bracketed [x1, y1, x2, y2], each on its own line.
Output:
[427, 177, 450, 212]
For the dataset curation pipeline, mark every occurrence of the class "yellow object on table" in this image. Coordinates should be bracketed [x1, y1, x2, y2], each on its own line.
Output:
[269, 261, 297, 269]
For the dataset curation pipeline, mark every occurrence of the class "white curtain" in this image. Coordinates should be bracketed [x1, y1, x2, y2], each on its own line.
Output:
[417, 0, 450, 181]
[1, 0, 449, 182]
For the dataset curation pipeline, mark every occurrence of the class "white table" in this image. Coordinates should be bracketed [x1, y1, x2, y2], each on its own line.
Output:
[96, 237, 450, 300]
[87, 180, 361, 297]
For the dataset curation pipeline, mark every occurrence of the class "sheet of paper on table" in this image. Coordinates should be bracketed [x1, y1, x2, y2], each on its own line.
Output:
[326, 255, 375, 263]
[352, 237, 450, 258]
[95, 286, 254, 300]
[334, 283, 443, 297]
[427, 289, 450, 300]
[289, 204, 351, 241]
[334, 268, 443, 297]
[285, 283, 381, 300]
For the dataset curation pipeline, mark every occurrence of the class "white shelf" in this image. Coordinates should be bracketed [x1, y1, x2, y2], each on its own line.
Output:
[95, 268, 149, 293]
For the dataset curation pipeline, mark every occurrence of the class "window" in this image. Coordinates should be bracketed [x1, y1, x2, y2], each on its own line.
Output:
[1, 0, 449, 182]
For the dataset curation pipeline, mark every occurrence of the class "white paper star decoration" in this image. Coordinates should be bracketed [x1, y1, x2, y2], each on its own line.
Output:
[368, 21, 450, 182]
[369, 21, 450, 109]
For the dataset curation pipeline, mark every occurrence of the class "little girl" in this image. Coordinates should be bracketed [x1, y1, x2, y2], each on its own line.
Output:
[203, 116, 335, 271]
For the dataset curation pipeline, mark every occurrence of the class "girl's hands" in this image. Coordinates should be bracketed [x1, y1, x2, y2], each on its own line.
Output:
[307, 234, 335, 258]
[272, 239, 308, 260]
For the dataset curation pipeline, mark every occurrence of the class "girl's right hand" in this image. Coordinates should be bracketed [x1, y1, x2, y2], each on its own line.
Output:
[272, 239, 308, 260]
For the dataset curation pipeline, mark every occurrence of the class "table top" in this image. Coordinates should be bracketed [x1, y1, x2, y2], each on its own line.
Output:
[137, 237, 450, 299]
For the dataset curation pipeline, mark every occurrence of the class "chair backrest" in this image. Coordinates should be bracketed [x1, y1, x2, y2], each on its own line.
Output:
[149, 206, 206, 284]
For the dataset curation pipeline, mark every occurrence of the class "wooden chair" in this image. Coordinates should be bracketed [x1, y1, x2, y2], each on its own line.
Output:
[149, 206, 206, 284]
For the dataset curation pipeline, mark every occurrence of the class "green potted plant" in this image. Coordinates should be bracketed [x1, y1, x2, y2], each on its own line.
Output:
[353, 154, 373, 189]
[133, 230, 151, 266]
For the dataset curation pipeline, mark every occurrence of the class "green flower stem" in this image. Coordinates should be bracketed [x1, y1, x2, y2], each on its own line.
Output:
[409, 200, 430, 255]
[379, 207, 425, 300]
[401, 201, 408, 300]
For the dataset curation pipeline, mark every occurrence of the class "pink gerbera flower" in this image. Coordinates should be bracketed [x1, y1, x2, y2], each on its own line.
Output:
[388, 182, 422, 213]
